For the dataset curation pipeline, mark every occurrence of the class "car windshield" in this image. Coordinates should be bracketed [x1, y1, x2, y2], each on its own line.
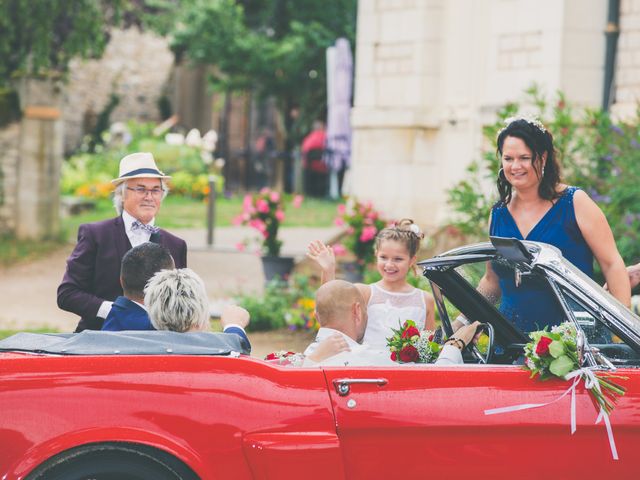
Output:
[444, 252, 640, 366]
[556, 258, 640, 334]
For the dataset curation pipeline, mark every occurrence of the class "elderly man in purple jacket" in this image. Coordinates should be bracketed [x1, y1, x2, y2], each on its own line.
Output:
[57, 152, 188, 332]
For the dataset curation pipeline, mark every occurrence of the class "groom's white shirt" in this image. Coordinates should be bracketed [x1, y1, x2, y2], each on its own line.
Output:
[304, 327, 463, 366]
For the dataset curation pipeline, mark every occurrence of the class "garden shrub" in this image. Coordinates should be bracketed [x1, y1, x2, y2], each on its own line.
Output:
[236, 274, 318, 332]
[61, 120, 223, 200]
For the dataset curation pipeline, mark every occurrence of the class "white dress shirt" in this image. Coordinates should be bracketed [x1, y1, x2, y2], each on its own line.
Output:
[122, 210, 155, 248]
[96, 212, 157, 320]
[304, 327, 464, 366]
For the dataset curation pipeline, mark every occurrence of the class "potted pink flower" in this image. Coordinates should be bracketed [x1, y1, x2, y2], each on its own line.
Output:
[333, 198, 389, 278]
[234, 188, 304, 281]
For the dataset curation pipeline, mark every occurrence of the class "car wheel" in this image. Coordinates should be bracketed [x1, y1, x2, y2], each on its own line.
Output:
[26, 442, 199, 480]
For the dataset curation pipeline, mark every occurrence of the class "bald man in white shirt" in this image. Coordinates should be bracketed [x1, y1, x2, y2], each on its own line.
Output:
[305, 280, 480, 366]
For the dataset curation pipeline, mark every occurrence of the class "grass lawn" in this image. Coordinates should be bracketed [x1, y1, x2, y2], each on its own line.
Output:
[0, 327, 60, 340]
[63, 194, 340, 234]
[0, 194, 341, 266]
[0, 235, 68, 267]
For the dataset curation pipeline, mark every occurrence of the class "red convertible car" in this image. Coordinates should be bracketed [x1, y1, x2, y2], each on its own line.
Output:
[1, 238, 639, 479]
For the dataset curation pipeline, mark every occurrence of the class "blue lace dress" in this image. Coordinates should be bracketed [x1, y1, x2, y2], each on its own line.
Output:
[489, 186, 594, 332]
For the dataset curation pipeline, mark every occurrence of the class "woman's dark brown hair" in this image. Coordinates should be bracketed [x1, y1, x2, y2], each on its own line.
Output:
[496, 118, 562, 205]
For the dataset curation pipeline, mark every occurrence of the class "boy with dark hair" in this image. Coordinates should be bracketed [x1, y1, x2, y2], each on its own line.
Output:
[102, 242, 175, 331]
[102, 243, 252, 352]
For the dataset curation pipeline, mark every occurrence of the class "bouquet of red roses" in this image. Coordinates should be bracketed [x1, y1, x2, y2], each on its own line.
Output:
[386, 320, 441, 363]
[523, 322, 626, 414]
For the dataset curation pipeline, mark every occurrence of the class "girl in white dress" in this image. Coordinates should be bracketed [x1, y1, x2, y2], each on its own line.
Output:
[307, 219, 436, 349]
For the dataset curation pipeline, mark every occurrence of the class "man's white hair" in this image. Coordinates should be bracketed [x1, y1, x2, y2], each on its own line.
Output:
[113, 179, 169, 215]
[144, 268, 209, 333]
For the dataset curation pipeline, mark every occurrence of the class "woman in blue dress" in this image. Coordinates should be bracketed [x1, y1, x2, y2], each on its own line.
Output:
[479, 117, 630, 332]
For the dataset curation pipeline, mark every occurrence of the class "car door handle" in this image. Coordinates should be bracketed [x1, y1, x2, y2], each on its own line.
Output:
[333, 378, 388, 396]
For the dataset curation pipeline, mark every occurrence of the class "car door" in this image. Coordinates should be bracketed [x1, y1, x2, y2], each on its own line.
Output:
[323, 363, 639, 478]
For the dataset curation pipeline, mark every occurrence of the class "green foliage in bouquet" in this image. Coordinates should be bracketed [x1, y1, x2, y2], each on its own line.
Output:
[524, 322, 626, 414]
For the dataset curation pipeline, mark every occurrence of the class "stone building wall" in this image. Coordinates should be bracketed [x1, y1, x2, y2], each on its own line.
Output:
[0, 122, 20, 234]
[612, 0, 640, 119]
[63, 28, 174, 153]
[351, 0, 608, 229]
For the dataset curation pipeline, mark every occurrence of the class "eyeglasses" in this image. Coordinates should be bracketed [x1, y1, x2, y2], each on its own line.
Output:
[126, 187, 164, 198]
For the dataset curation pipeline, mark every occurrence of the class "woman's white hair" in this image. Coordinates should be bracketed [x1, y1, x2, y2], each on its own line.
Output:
[113, 179, 169, 215]
[144, 268, 209, 332]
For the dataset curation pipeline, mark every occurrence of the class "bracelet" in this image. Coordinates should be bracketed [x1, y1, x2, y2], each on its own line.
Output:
[445, 338, 463, 350]
[446, 337, 466, 350]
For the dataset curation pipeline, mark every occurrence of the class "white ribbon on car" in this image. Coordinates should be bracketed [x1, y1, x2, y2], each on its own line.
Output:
[484, 367, 619, 460]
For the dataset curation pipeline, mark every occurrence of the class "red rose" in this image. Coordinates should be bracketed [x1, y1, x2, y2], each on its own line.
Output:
[428, 333, 434, 341]
[535, 336, 553, 356]
[402, 326, 420, 339]
[390, 351, 397, 362]
[398, 345, 419, 363]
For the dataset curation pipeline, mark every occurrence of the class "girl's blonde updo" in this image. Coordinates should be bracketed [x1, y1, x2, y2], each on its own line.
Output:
[374, 218, 424, 257]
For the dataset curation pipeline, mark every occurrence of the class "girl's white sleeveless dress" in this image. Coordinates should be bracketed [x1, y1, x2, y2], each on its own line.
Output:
[363, 283, 427, 349]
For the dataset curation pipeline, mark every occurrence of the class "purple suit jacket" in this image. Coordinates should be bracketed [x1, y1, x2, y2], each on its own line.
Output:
[57, 216, 187, 332]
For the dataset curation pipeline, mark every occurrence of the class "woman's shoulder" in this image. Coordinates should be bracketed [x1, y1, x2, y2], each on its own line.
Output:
[489, 200, 509, 233]
[557, 184, 581, 199]
[491, 199, 508, 211]
[560, 186, 597, 210]
[557, 185, 602, 221]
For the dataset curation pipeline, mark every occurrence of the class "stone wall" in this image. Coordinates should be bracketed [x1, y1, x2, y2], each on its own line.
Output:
[612, 0, 640, 119]
[0, 122, 20, 234]
[63, 28, 174, 153]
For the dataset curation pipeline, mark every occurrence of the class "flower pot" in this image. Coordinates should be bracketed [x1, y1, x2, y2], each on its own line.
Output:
[261, 255, 295, 283]
[340, 261, 364, 283]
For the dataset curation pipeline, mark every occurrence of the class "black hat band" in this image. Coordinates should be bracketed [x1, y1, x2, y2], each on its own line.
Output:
[120, 168, 165, 178]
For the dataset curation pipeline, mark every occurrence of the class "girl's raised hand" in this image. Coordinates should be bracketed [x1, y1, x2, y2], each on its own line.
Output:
[307, 240, 336, 277]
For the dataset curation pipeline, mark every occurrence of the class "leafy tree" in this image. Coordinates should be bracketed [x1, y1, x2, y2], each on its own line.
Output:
[156, 0, 357, 168]
[448, 85, 640, 274]
[0, 0, 128, 86]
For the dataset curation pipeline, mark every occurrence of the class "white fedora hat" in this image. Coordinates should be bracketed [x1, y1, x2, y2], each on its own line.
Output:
[111, 152, 171, 185]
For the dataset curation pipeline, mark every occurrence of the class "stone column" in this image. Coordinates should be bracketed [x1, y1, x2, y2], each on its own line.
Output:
[16, 77, 64, 239]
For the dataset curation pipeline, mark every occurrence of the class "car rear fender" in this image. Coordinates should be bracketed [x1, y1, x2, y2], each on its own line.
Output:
[7, 427, 206, 480]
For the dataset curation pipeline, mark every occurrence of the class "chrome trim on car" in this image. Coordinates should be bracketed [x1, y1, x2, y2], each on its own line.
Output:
[333, 378, 388, 396]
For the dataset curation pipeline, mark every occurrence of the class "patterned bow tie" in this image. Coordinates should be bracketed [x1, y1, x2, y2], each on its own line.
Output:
[131, 220, 160, 235]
